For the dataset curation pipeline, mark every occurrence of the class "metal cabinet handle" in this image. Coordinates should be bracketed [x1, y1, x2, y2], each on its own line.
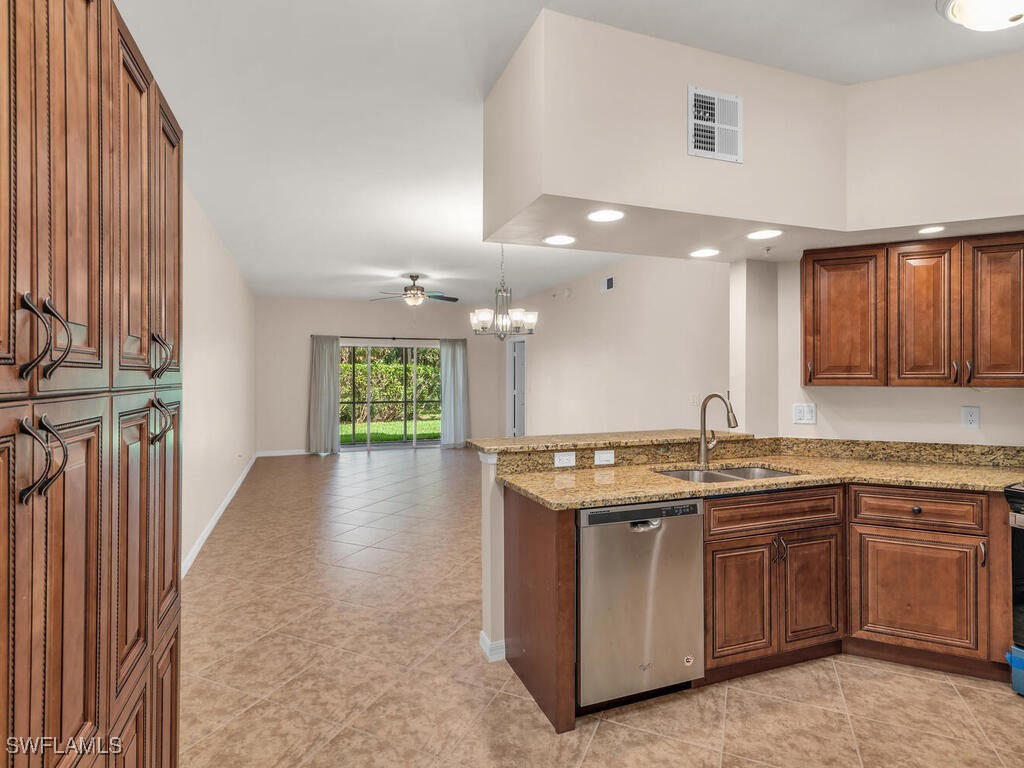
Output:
[160, 336, 174, 378]
[980, 540, 987, 568]
[778, 536, 789, 562]
[770, 537, 779, 563]
[41, 298, 72, 379]
[807, 361, 814, 383]
[18, 418, 51, 504]
[152, 398, 173, 444]
[966, 360, 974, 384]
[19, 293, 52, 380]
[629, 519, 662, 533]
[952, 360, 959, 385]
[37, 416, 68, 496]
[152, 332, 173, 379]
[150, 332, 166, 378]
[911, 506, 923, 515]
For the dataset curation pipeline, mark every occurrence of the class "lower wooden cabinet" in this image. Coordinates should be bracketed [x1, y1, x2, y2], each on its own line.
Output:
[850, 523, 989, 658]
[109, 672, 152, 768]
[153, 623, 180, 768]
[706, 525, 844, 668]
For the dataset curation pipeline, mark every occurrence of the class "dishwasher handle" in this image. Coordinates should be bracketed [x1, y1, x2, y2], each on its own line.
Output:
[629, 519, 663, 533]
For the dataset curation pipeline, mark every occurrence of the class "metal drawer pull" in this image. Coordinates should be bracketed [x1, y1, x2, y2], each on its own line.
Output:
[42, 298, 72, 379]
[37, 416, 69, 496]
[152, 333, 173, 379]
[911, 506, 923, 515]
[152, 398, 173, 444]
[629, 519, 661, 533]
[19, 293, 52, 380]
[770, 537, 779, 563]
[18, 418, 51, 504]
[952, 360, 959, 384]
[778, 536, 789, 562]
[980, 541, 987, 568]
[966, 360, 974, 384]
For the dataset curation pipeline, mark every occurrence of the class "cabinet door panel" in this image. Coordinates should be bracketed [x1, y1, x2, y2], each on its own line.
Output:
[36, 0, 110, 394]
[151, 91, 182, 387]
[31, 396, 109, 767]
[963, 234, 1024, 387]
[850, 524, 988, 658]
[111, 393, 154, 715]
[0, 0, 34, 398]
[705, 534, 777, 668]
[152, 390, 180, 641]
[802, 248, 887, 386]
[153, 624, 179, 768]
[0, 403, 34, 750]
[111, 12, 155, 390]
[888, 240, 961, 386]
[778, 526, 844, 650]
[109, 673, 150, 768]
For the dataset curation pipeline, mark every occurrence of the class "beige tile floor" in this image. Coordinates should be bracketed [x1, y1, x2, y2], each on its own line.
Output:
[180, 448, 1024, 767]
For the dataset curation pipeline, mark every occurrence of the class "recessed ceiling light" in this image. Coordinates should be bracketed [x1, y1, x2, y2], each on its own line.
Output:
[747, 229, 783, 240]
[690, 248, 720, 258]
[918, 225, 946, 234]
[937, 0, 1024, 30]
[544, 235, 576, 246]
[587, 209, 625, 223]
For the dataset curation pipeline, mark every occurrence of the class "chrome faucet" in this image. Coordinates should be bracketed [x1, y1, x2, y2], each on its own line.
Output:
[699, 393, 739, 468]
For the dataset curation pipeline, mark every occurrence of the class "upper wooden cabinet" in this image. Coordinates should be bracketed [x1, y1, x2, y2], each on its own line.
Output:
[151, 90, 183, 387]
[888, 240, 962, 386]
[803, 231, 1024, 387]
[802, 247, 887, 386]
[962, 233, 1024, 387]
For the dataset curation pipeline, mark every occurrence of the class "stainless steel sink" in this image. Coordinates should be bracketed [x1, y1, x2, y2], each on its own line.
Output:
[717, 466, 799, 480]
[658, 469, 741, 483]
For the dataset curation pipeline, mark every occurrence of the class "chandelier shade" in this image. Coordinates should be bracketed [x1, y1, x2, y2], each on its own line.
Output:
[470, 246, 539, 340]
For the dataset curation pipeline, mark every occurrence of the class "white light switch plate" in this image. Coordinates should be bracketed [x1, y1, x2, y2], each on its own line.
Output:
[594, 450, 615, 466]
[554, 451, 576, 468]
[961, 406, 980, 429]
[792, 403, 817, 425]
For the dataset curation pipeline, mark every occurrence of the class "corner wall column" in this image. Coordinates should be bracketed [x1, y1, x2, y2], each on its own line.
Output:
[478, 452, 506, 661]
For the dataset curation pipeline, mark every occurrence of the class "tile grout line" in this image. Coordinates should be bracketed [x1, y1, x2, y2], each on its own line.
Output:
[832, 657, 866, 768]
[951, 682, 1009, 765]
[574, 715, 601, 768]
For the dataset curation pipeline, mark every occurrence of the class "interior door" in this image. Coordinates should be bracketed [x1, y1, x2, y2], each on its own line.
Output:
[110, 392, 155, 717]
[35, 0, 111, 394]
[888, 240, 962, 386]
[111, 11, 156, 390]
[150, 88, 182, 387]
[802, 248, 887, 386]
[0, 402, 35, 755]
[778, 526, 844, 651]
[0, 0, 34, 399]
[705, 534, 777, 667]
[30, 395, 109, 768]
[152, 389, 180, 641]
[962, 233, 1024, 387]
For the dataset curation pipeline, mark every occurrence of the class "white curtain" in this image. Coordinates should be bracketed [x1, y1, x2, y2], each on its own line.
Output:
[440, 339, 470, 448]
[307, 335, 341, 454]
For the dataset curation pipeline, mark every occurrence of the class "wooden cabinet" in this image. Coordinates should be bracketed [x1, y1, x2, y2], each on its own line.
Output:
[888, 240, 962, 386]
[109, 674, 151, 768]
[850, 523, 989, 658]
[802, 247, 887, 386]
[705, 534, 777, 666]
[28, 395, 111, 765]
[151, 92, 182, 387]
[962, 233, 1024, 386]
[153, 624, 180, 768]
[152, 389, 181, 641]
[778, 526, 844, 651]
[35, 0, 111, 395]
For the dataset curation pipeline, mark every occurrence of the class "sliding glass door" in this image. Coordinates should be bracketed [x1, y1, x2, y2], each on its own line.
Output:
[339, 344, 441, 446]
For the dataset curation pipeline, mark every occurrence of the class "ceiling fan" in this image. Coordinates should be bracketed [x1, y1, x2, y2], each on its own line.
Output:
[371, 274, 459, 306]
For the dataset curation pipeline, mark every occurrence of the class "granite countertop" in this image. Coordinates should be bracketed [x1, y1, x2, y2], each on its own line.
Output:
[502, 454, 1024, 510]
[468, 429, 753, 454]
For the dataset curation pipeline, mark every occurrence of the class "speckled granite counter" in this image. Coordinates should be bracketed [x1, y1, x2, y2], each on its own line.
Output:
[468, 429, 753, 453]
[501, 454, 1024, 510]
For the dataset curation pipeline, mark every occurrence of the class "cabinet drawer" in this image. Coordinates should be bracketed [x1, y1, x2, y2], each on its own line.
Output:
[850, 485, 986, 532]
[705, 486, 843, 539]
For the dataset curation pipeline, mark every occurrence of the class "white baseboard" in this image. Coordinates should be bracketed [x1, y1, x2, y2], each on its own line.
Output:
[181, 454, 257, 577]
[255, 449, 307, 457]
[479, 630, 506, 662]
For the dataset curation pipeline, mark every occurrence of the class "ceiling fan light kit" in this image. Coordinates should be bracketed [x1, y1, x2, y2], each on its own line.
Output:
[371, 274, 459, 305]
[937, 0, 1024, 30]
[470, 245, 540, 341]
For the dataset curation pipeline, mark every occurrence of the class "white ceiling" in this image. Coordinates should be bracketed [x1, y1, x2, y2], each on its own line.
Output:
[114, 0, 1024, 304]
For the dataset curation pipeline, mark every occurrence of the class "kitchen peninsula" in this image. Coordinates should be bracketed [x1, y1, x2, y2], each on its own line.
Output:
[470, 430, 1024, 732]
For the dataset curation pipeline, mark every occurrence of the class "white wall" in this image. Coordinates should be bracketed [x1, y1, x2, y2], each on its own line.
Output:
[776, 262, 1024, 446]
[730, 260, 779, 436]
[253, 297, 504, 451]
[518, 255, 734, 435]
[181, 184, 257, 564]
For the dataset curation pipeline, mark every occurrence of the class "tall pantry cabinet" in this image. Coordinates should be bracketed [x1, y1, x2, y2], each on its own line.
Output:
[4, 0, 183, 766]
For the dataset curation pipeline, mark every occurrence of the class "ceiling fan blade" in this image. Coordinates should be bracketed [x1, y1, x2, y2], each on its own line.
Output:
[369, 295, 404, 301]
[377, 291, 404, 295]
[428, 295, 459, 303]
[425, 291, 446, 297]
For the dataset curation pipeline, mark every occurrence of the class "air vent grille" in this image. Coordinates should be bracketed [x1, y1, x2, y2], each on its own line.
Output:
[688, 86, 743, 164]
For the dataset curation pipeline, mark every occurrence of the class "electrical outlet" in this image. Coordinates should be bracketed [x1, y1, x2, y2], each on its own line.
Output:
[594, 450, 615, 466]
[792, 403, 817, 425]
[554, 451, 576, 468]
[961, 406, 980, 429]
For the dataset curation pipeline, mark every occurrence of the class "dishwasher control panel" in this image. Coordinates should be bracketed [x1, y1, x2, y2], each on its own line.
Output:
[580, 501, 702, 528]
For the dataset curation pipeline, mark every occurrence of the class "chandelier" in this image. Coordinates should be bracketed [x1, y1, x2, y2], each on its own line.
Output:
[469, 245, 538, 341]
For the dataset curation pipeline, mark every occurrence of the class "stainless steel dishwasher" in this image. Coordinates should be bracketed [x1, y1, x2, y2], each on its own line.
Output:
[578, 499, 704, 707]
